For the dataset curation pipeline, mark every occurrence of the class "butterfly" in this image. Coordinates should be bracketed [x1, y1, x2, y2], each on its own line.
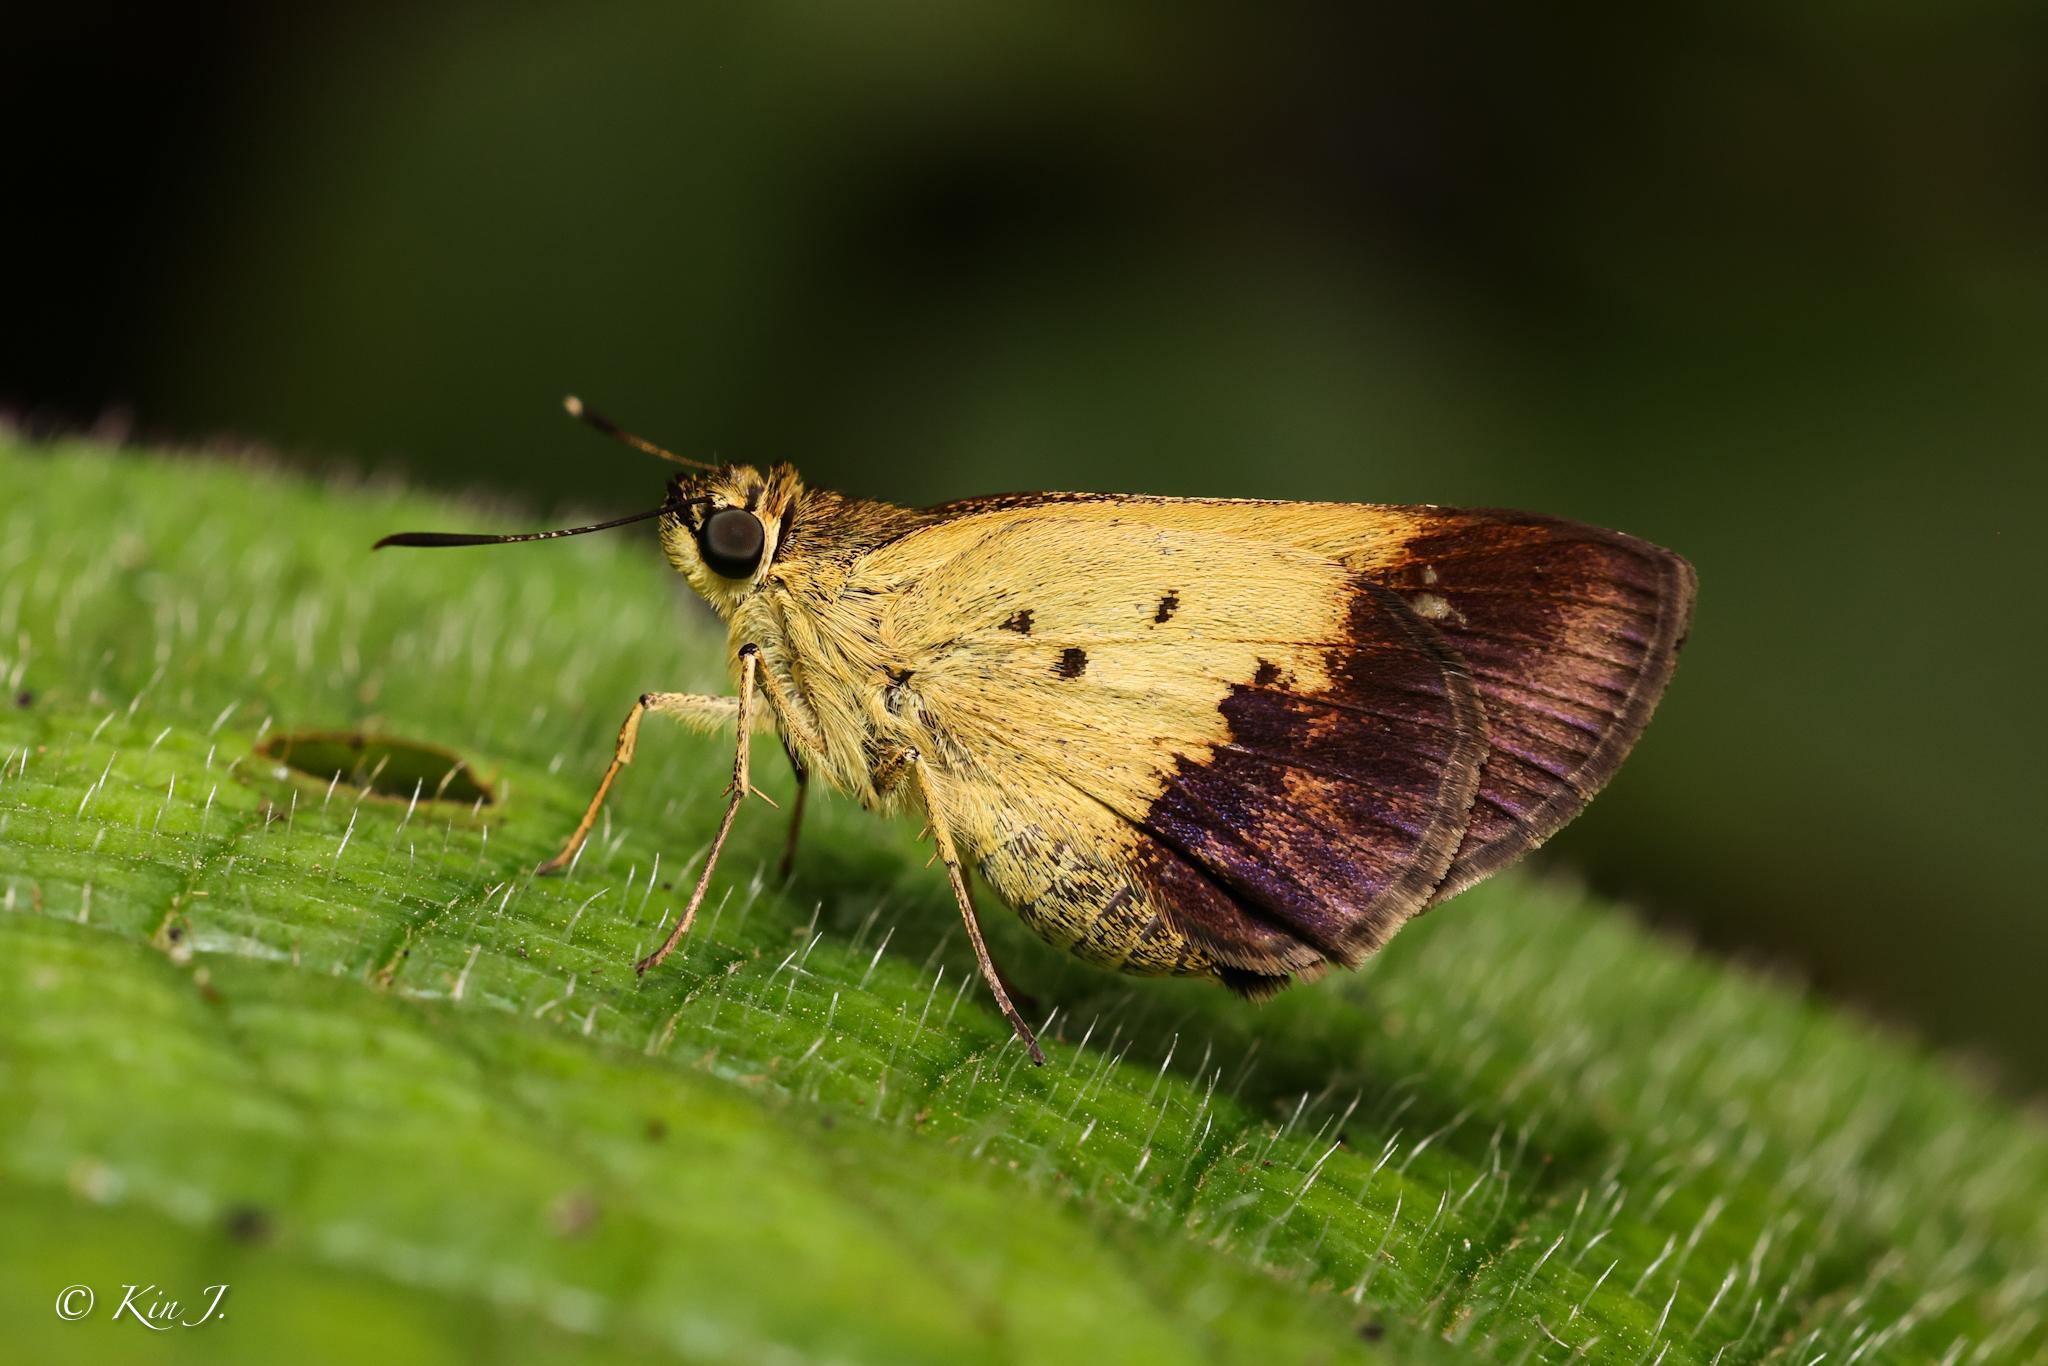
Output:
[377, 400, 1695, 1064]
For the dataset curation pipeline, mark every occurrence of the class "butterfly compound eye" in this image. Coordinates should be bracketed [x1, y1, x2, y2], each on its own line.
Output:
[698, 507, 766, 579]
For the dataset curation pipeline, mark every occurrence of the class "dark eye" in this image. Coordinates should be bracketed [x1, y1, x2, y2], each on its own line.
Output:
[697, 507, 765, 579]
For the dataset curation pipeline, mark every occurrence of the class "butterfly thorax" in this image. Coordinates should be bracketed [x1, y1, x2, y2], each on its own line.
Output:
[685, 474, 943, 806]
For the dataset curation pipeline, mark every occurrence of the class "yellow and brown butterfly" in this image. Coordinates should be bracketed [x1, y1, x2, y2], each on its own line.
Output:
[377, 401, 1696, 1064]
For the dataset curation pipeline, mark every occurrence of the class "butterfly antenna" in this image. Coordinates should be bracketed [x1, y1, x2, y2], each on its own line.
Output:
[372, 502, 689, 550]
[563, 395, 717, 471]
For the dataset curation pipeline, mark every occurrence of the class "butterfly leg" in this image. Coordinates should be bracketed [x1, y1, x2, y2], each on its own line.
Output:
[535, 689, 746, 875]
[948, 858, 1039, 1015]
[634, 647, 765, 975]
[776, 750, 809, 883]
[887, 747, 1046, 1066]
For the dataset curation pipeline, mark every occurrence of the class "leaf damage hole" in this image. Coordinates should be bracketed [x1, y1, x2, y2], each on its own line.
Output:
[255, 730, 495, 806]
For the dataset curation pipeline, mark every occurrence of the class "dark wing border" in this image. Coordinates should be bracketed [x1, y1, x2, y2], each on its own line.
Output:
[1130, 579, 1488, 978]
[1368, 511, 1695, 903]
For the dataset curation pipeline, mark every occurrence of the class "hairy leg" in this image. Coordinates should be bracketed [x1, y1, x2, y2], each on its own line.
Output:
[885, 747, 1045, 1066]
[777, 750, 810, 883]
[535, 692, 744, 876]
[635, 647, 765, 975]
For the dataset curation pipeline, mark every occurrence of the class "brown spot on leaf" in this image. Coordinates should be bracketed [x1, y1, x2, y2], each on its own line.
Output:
[222, 1203, 274, 1244]
[256, 730, 495, 806]
[1055, 647, 1088, 678]
[549, 1191, 602, 1237]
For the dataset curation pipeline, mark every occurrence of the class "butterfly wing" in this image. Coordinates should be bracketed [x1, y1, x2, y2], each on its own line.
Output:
[851, 510, 1490, 989]
[1349, 508, 1696, 901]
[911, 495, 1697, 905]
[841, 495, 1689, 993]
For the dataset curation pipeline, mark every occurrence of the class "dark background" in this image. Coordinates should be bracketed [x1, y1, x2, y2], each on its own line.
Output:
[9, 3, 2046, 1089]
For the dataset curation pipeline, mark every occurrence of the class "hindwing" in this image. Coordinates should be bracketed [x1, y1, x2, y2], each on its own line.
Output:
[838, 494, 1692, 990]
[859, 514, 1488, 980]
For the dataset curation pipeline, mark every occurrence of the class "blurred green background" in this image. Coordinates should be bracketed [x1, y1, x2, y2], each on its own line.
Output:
[9, 2, 2045, 1088]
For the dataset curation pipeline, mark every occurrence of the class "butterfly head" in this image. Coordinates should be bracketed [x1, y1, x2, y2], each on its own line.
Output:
[656, 463, 795, 613]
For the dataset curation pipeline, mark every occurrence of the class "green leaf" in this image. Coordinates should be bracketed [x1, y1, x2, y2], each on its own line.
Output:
[1, 438, 2041, 1365]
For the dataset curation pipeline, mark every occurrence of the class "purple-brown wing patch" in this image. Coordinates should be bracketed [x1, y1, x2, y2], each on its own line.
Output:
[1367, 512, 1695, 902]
[1135, 580, 1488, 983]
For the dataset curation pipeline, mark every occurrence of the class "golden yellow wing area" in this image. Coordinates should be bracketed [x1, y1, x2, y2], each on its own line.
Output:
[850, 510, 1483, 992]
[841, 496, 1692, 996]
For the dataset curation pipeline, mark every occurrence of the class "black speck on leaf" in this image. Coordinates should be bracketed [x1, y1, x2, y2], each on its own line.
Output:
[222, 1203, 274, 1244]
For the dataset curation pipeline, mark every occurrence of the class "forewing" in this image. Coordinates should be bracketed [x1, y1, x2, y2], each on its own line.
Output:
[900, 494, 1696, 904]
[860, 514, 1487, 970]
